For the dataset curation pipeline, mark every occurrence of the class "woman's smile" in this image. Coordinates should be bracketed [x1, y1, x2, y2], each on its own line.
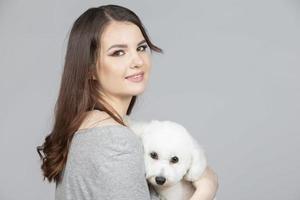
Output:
[125, 71, 144, 82]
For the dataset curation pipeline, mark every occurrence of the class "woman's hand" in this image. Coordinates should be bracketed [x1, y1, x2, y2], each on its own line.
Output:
[189, 166, 219, 200]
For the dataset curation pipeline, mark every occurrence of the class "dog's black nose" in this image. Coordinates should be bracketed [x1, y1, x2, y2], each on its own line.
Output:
[155, 176, 166, 185]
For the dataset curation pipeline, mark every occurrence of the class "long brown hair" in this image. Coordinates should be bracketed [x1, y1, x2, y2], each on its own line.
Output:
[37, 4, 163, 183]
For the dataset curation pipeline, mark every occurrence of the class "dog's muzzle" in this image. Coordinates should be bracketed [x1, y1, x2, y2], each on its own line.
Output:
[155, 176, 166, 185]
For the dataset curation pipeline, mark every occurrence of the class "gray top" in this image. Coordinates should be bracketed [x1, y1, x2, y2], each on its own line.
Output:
[55, 125, 159, 200]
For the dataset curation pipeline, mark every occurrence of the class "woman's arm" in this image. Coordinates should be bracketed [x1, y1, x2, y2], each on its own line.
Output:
[93, 128, 152, 200]
[189, 166, 219, 200]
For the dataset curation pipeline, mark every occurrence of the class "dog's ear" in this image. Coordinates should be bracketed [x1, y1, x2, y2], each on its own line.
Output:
[125, 117, 149, 137]
[183, 139, 207, 182]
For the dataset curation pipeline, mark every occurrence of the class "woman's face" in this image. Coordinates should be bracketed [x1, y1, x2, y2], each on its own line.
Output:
[96, 21, 151, 99]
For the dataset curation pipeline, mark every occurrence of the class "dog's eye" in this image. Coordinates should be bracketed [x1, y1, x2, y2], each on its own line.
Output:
[150, 152, 158, 160]
[170, 156, 179, 164]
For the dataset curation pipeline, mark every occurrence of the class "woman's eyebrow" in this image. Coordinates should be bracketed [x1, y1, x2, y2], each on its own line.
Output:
[107, 39, 146, 52]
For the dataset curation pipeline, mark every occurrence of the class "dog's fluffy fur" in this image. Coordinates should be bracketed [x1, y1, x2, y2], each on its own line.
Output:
[125, 117, 212, 200]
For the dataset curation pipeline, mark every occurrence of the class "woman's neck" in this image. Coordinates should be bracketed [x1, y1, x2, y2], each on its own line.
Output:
[100, 93, 132, 119]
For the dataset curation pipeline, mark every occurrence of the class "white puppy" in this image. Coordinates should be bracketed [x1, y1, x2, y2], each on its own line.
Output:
[125, 118, 213, 200]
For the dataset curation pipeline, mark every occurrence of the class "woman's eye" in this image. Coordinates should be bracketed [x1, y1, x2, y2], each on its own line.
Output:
[137, 45, 148, 52]
[111, 50, 125, 57]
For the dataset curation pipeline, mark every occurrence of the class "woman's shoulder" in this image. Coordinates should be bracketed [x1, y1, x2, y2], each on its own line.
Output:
[74, 124, 140, 148]
[73, 112, 139, 150]
[58, 115, 149, 200]
[68, 111, 142, 160]
[70, 125, 141, 161]
[74, 124, 137, 143]
[77, 110, 120, 130]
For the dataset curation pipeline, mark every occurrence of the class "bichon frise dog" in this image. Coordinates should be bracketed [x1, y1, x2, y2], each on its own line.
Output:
[125, 118, 214, 200]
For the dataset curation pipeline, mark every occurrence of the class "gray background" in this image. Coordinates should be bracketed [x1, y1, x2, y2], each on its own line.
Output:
[0, 0, 299, 199]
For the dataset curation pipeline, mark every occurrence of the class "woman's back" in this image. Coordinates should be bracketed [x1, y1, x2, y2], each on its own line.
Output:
[55, 111, 159, 200]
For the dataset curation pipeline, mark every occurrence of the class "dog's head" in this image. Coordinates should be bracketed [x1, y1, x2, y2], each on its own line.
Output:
[129, 119, 207, 188]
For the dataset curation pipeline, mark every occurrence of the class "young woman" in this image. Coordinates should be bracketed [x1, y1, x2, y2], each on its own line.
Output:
[37, 4, 218, 200]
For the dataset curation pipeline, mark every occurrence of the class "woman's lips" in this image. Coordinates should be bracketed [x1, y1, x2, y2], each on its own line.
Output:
[125, 72, 144, 82]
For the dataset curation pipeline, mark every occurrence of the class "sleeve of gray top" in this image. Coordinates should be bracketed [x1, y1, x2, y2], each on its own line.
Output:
[89, 128, 152, 200]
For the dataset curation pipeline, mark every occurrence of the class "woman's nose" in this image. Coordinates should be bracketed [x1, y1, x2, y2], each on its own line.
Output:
[130, 52, 144, 68]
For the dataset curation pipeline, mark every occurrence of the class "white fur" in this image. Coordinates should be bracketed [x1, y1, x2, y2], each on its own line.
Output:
[125, 117, 215, 200]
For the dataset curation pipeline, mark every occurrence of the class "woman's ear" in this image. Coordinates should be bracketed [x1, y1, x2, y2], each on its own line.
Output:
[183, 139, 208, 182]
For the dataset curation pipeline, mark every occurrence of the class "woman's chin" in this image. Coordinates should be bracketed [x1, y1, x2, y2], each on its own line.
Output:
[129, 87, 146, 96]
[126, 84, 147, 95]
